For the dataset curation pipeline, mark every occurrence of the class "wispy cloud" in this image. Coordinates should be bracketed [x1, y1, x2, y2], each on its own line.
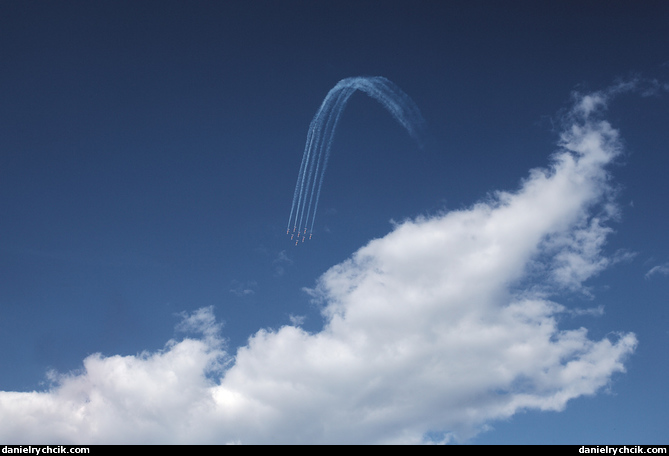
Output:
[0, 86, 641, 443]
[645, 262, 669, 280]
[229, 280, 257, 297]
[567, 304, 605, 317]
[288, 314, 306, 326]
[273, 250, 293, 276]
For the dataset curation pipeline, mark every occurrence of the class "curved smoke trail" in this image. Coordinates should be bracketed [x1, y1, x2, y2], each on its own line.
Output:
[287, 76, 425, 243]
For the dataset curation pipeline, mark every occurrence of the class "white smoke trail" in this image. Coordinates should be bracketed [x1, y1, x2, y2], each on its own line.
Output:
[287, 76, 425, 241]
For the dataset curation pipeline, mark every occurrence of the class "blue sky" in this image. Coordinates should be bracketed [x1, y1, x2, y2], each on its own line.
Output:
[1, 1, 668, 444]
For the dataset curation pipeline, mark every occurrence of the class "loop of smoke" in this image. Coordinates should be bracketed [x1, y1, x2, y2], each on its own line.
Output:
[287, 76, 425, 241]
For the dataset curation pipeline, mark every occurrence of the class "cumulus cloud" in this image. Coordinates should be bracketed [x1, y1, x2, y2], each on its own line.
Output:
[0, 88, 640, 444]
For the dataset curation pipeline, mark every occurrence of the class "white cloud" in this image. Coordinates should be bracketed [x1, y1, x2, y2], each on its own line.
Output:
[567, 304, 605, 317]
[645, 262, 669, 279]
[0, 88, 640, 444]
[273, 249, 293, 276]
[229, 280, 257, 297]
[288, 314, 306, 326]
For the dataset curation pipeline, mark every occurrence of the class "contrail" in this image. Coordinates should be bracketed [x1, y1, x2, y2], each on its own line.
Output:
[287, 76, 425, 243]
